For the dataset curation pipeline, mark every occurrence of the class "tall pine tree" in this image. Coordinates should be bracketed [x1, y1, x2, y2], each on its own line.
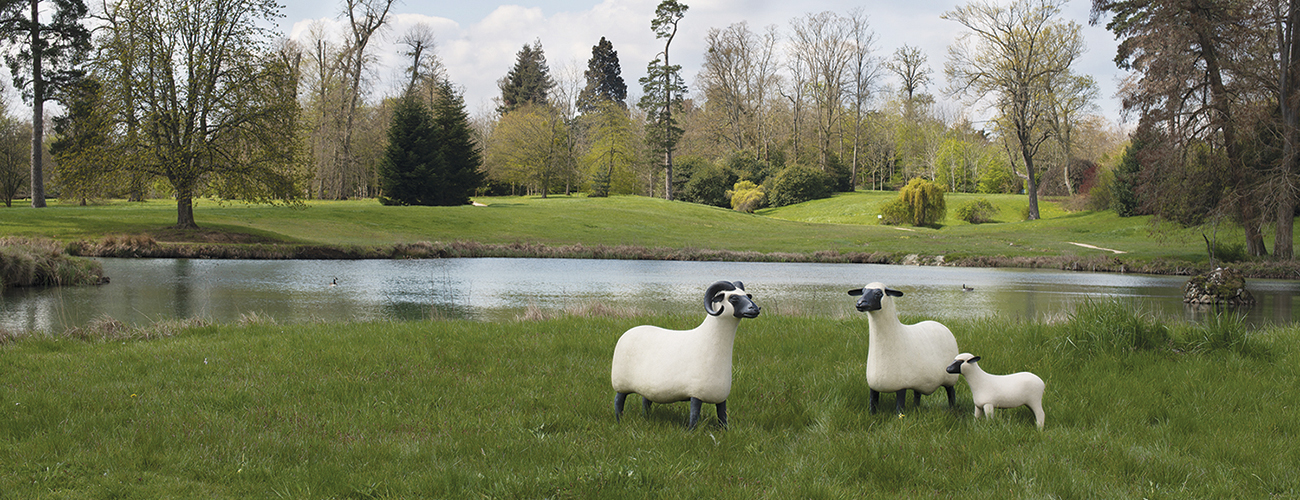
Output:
[0, 0, 91, 208]
[577, 37, 627, 114]
[496, 41, 554, 115]
[378, 96, 440, 206]
[430, 81, 483, 205]
[379, 81, 483, 206]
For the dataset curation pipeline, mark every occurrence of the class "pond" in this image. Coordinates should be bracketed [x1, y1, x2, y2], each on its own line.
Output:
[3, 258, 1298, 332]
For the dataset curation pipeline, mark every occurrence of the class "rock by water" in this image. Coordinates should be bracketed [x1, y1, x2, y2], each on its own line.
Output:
[1184, 267, 1255, 306]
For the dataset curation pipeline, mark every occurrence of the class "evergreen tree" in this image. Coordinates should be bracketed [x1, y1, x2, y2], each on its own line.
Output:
[497, 41, 554, 115]
[0, 0, 92, 208]
[638, 0, 688, 200]
[430, 81, 483, 205]
[577, 37, 627, 114]
[379, 96, 440, 206]
[380, 81, 483, 206]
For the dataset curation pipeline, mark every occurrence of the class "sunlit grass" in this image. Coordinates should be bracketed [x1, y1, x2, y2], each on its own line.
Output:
[1, 305, 1297, 497]
[1, 193, 1267, 269]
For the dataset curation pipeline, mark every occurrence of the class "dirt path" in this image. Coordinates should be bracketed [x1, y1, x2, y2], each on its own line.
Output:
[1068, 242, 1126, 254]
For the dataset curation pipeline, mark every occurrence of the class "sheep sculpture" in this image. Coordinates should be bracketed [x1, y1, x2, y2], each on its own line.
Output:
[946, 353, 1046, 429]
[849, 282, 959, 415]
[611, 280, 761, 429]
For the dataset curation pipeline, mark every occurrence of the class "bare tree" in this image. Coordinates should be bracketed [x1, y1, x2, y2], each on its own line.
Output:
[887, 45, 933, 119]
[847, 9, 880, 189]
[337, 0, 395, 199]
[398, 23, 445, 102]
[789, 11, 854, 172]
[944, 0, 1085, 220]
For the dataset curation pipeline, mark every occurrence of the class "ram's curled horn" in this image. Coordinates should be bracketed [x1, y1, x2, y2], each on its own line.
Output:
[704, 281, 738, 316]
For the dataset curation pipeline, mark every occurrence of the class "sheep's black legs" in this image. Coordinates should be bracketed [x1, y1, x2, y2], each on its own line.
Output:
[895, 390, 907, 414]
[716, 400, 728, 428]
[869, 390, 880, 414]
[688, 397, 703, 429]
[615, 392, 628, 422]
[913, 390, 922, 408]
[945, 385, 956, 409]
[642, 397, 653, 416]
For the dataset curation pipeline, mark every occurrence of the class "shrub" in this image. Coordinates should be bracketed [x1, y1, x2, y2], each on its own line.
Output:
[728, 181, 766, 213]
[725, 151, 777, 185]
[877, 198, 910, 225]
[954, 198, 997, 224]
[681, 163, 738, 208]
[766, 165, 830, 208]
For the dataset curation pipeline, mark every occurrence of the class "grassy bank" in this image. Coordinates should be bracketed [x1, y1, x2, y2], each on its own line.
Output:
[0, 237, 106, 292]
[2, 194, 1297, 277]
[1, 305, 1296, 497]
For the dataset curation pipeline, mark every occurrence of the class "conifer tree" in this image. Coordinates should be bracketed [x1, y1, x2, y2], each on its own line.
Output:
[379, 81, 482, 206]
[378, 96, 439, 206]
[430, 81, 483, 205]
[497, 41, 555, 115]
[0, 0, 92, 208]
[577, 37, 627, 113]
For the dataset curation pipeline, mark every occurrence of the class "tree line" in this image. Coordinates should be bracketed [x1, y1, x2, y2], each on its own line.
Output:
[7, 0, 1294, 263]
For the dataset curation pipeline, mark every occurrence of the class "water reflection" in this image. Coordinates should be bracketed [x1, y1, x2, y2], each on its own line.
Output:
[2, 257, 1297, 332]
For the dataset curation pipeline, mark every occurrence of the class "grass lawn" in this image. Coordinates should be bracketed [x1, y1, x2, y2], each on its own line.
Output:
[0, 193, 1282, 268]
[1, 306, 1296, 498]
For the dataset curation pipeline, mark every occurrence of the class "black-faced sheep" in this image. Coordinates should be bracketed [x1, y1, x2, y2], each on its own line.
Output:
[611, 281, 761, 429]
[849, 282, 959, 414]
[946, 353, 1046, 429]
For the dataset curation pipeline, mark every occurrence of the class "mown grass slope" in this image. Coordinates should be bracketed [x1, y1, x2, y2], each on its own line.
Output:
[0, 193, 1287, 267]
[1, 307, 1295, 498]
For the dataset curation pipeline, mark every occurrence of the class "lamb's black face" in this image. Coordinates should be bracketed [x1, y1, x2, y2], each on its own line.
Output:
[945, 359, 964, 374]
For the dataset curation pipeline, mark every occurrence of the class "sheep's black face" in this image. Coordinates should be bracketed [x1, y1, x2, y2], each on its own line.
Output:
[730, 294, 761, 318]
[855, 288, 884, 312]
[945, 359, 964, 374]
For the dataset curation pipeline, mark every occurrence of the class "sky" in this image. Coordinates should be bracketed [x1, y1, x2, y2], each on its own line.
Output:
[279, 0, 1128, 128]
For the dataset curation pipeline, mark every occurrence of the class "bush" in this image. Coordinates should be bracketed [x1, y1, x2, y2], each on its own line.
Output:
[877, 198, 910, 225]
[681, 163, 737, 208]
[728, 181, 766, 213]
[766, 165, 831, 208]
[954, 198, 997, 224]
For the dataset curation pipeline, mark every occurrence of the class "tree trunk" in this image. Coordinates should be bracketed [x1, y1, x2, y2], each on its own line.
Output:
[29, 0, 44, 208]
[175, 182, 197, 229]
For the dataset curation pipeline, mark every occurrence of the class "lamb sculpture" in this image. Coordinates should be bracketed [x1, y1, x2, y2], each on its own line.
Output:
[849, 283, 959, 414]
[611, 280, 761, 429]
[946, 353, 1046, 429]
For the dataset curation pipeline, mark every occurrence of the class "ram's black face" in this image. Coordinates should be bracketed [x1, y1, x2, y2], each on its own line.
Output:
[729, 293, 761, 318]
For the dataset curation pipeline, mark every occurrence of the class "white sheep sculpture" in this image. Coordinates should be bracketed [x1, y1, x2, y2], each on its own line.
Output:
[946, 353, 1046, 429]
[849, 282, 959, 415]
[611, 280, 761, 429]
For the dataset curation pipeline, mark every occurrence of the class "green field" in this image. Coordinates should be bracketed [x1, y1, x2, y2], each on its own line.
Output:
[0, 193, 1283, 270]
[1, 305, 1295, 498]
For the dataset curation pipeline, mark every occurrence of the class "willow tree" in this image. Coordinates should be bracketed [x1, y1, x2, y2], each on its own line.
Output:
[96, 0, 303, 228]
[944, 0, 1085, 220]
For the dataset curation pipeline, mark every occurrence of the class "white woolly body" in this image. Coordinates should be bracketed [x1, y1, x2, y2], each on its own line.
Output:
[953, 353, 1046, 429]
[610, 301, 742, 404]
[862, 282, 960, 394]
